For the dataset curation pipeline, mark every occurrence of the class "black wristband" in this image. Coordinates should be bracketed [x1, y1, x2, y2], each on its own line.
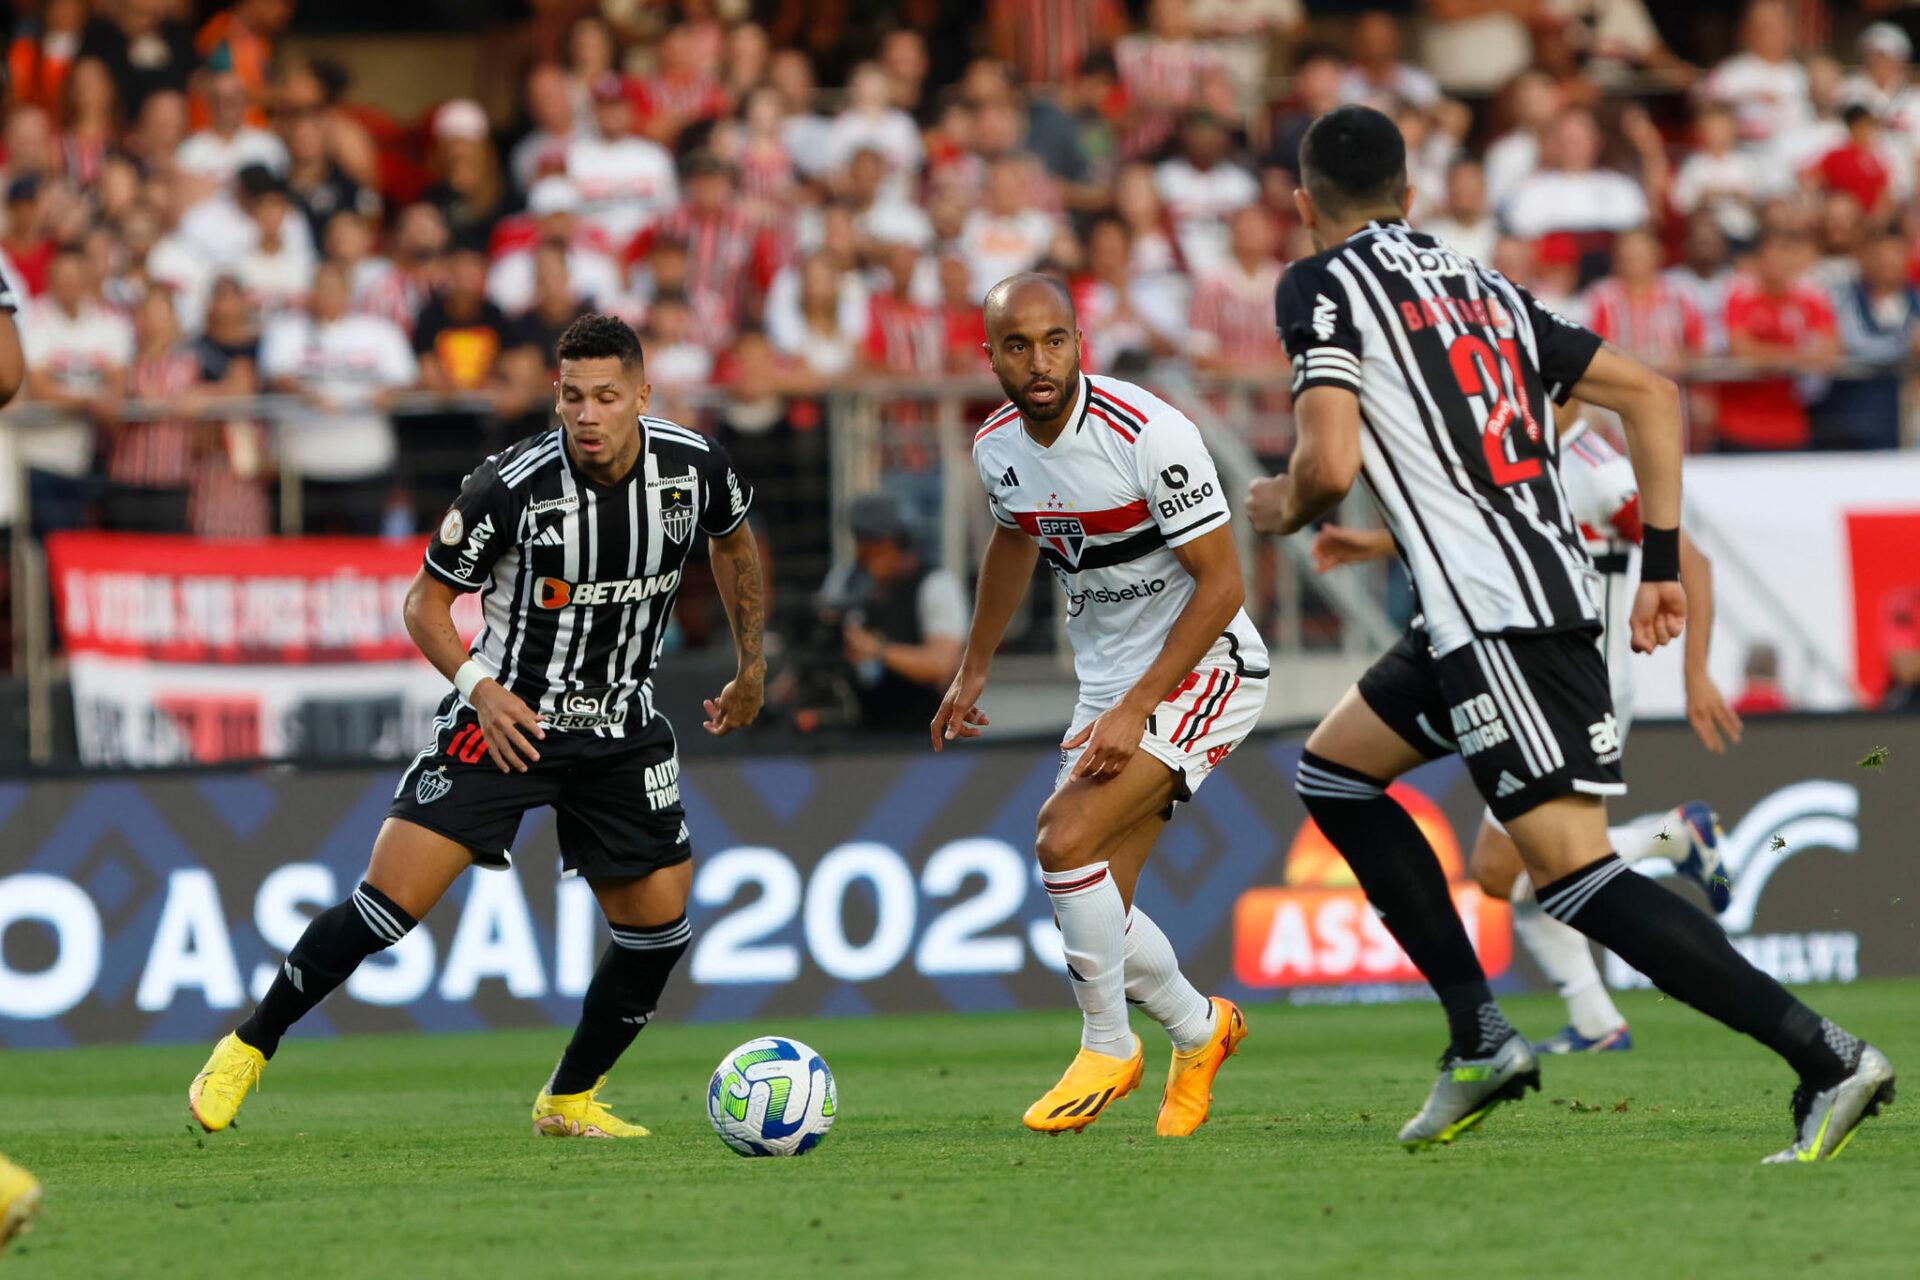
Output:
[1640, 524, 1680, 582]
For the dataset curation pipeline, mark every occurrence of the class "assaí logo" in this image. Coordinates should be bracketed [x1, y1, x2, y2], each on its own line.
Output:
[1605, 780, 1862, 989]
[1231, 783, 1510, 992]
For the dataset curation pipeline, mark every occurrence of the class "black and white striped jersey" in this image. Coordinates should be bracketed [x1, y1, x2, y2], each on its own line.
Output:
[1275, 219, 1606, 657]
[422, 416, 754, 735]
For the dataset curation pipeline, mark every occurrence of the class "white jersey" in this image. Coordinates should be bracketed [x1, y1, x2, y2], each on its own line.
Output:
[972, 373, 1268, 703]
[1559, 418, 1641, 733]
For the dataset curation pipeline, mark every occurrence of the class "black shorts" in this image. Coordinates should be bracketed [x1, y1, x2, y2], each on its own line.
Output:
[1357, 627, 1625, 822]
[388, 692, 692, 878]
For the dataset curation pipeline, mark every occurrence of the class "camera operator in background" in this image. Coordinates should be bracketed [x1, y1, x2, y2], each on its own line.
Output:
[812, 493, 967, 733]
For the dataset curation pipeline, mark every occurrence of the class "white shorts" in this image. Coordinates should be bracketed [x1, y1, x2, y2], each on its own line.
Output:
[1056, 666, 1269, 805]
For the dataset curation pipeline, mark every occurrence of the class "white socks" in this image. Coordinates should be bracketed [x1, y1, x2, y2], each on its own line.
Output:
[1124, 907, 1216, 1053]
[1041, 862, 1134, 1058]
[1510, 870, 1626, 1038]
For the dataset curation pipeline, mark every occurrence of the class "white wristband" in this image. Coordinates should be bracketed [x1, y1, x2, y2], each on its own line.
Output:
[453, 659, 489, 701]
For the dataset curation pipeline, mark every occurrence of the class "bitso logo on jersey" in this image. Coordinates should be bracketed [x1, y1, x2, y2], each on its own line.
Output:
[659, 486, 695, 543]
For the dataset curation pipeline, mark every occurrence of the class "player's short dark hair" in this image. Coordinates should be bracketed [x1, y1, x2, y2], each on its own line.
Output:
[1300, 105, 1407, 218]
[556, 313, 645, 373]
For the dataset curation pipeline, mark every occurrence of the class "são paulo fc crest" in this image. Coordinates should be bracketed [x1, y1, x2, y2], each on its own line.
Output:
[1036, 515, 1086, 564]
[659, 484, 695, 543]
[416, 765, 451, 805]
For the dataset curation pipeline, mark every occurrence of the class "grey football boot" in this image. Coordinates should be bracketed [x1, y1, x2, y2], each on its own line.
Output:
[1398, 1033, 1541, 1152]
[1763, 1044, 1896, 1164]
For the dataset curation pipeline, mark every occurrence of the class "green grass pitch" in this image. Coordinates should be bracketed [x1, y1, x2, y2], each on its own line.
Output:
[5, 981, 1916, 1278]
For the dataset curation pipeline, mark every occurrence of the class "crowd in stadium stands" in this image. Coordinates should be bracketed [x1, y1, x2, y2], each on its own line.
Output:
[2, 0, 1920, 565]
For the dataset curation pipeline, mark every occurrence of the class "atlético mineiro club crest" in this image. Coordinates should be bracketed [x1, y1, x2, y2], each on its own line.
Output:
[416, 766, 451, 805]
[1036, 515, 1086, 564]
[659, 485, 695, 543]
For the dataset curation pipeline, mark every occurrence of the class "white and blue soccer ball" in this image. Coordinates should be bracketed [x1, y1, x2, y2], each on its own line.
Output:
[706, 1036, 836, 1157]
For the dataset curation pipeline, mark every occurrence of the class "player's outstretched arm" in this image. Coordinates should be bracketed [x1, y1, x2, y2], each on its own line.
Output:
[403, 569, 545, 772]
[705, 519, 767, 736]
[1680, 531, 1742, 753]
[1066, 525, 1245, 781]
[1310, 524, 1395, 573]
[932, 523, 1038, 751]
[1246, 386, 1362, 537]
[1568, 343, 1686, 655]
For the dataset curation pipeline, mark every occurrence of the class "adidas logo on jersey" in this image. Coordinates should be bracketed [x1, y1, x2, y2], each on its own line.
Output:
[1495, 771, 1525, 797]
[532, 524, 565, 547]
[1001, 466, 1018, 486]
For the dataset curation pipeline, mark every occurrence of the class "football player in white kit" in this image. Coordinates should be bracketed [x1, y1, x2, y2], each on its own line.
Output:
[932, 274, 1270, 1136]
[1310, 408, 1746, 1053]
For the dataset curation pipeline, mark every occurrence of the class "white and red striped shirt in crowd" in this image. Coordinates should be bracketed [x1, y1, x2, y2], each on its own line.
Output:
[355, 266, 432, 335]
[865, 291, 945, 374]
[630, 205, 785, 330]
[1114, 34, 1225, 159]
[1188, 258, 1285, 364]
[988, 0, 1124, 85]
[1583, 276, 1704, 368]
[736, 139, 795, 208]
[108, 347, 201, 487]
[634, 73, 729, 131]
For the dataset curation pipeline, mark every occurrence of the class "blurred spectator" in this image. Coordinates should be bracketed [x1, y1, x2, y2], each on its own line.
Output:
[193, 274, 261, 391]
[1583, 227, 1704, 376]
[1772, 54, 1848, 175]
[878, 29, 933, 123]
[59, 58, 120, 187]
[729, 87, 798, 218]
[1730, 643, 1792, 716]
[1269, 45, 1344, 184]
[232, 168, 315, 319]
[22, 244, 133, 531]
[1811, 230, 1920, 450]
[861, 241, 941, 376]
[1840, 23, 1920, 145]
[187, 275, 273, 538]
[1665, 213, 1735, 354]
[724, 22, 773, 107]
[566, 73, 676, 249]
[413, 232, 513, 401]
[1704, 0, 1812, 153]
[258, 260, 416, 534]
[633, 234, 734, 351]
[1500, 109, 1649, 250]
[986, 0, 1125, 88]
[817, 493, 966, 733]
[195, 0, 294, 123]
[357, 202, 446, 335]
[770, 49, 834, 179]
[634, 23, 729, 148]
[8, 0, 86, 115]
[1, 177, 53, 297]
[844, 147, 933, 253]
[1339, 10, 1440, 112]
[1484, 71, 1562, 209]
[1188, 206, 1284, 374]
[1113, 161, 1182, 282]
[502, 242, 587, 416]
[5, 104, 57, 186]
[128, 90, 187, 172]
[772, 252, 865, 377]
[276, 65, 380, 246]
[1025, 52, 1120, 211]
[487, 176, 622, 316]
[101, 288, 210, 533]
[425, 99, 511, 246]
[824, 62, 923, 184]
[1190, 0, 1302, 113]
[177, 70, 288, 184]
[1395, 100, 1464, 211]
[938, 253, 989, 372]
[1115, 0, 1227, 161]
[641, 291, 715, 418]
[1073, 214, 1180, 369]
[636, 153, 778, 332]
[1420, 0, 1530, 97]
[1420, 158, 1496, 263]
[562, 14, 620, 133]
[1671, 103, 1769, 246]
[1812, 191, 1868, 294]
[509, 64, 576, 195]
[959, 157, 1059, 298]
[1718, 228, 1839, 451]
[1804, 105, 1903, 224]
[1881, 588, 1920, 712]
[1154, 110, 1257, 277]
[79, 0, 197, 117]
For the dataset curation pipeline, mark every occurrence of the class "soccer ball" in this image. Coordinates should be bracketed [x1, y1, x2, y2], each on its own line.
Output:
[706, 1036, 836, 1157]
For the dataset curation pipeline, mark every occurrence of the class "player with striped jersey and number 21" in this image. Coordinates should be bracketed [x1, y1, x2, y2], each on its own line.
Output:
[1245, 105, 1892, 1163]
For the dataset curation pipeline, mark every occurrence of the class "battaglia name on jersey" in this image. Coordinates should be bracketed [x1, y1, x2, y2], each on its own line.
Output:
[536, 570, 682, 609]
[1449, 693, 1511, 756]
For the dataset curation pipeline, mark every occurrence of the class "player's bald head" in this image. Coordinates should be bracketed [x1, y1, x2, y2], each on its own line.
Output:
[982, 272, 1076, 339]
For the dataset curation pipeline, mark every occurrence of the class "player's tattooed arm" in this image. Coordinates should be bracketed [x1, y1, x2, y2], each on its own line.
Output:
[705, 521, 766, 736]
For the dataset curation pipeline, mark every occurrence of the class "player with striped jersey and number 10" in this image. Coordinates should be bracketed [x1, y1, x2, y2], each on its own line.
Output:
[1246, 105, 1891, 1163]
[934, 273, 1268, 1138]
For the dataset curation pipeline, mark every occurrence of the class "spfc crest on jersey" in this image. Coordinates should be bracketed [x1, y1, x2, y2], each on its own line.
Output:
[416, 765, 451, 805]
[658, 483, 695, 543]
[1036, 515, 1086, 564]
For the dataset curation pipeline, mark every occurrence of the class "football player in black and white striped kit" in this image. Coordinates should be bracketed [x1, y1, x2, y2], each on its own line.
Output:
[188, 315, 768, 1140]
[1246, 106, 1891, 1163]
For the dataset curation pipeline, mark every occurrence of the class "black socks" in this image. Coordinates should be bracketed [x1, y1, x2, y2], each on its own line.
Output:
[237, 881, 417, 1058]
[1538, 855, 1857, 1084]
[1296, 751, 1514, 1056]
[547, 916, 692, 1096]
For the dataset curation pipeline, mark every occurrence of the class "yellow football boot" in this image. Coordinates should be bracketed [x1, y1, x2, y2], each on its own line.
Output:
[0, 1155, 41, 1255]
[1022, 1035, 1145, 1134]
[188, 1032, 267, 1133]
[1155, 997, 1249, 1137]
[531, 1076, 651, 1138]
